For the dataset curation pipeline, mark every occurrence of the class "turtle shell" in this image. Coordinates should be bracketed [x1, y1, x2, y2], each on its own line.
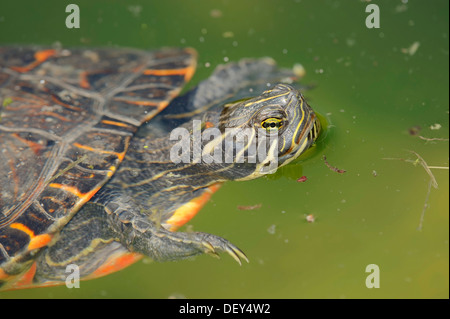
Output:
[0, 46, 197, 283]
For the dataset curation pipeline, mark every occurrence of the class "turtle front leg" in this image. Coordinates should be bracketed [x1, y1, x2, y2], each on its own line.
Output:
[129, 223, 248, 265]
[32, 198, 247, 287]
[100, 195, 248, 265]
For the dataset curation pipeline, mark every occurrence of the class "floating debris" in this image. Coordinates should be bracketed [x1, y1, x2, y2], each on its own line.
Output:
[297, 176, 308, 183]
[210, 9, 223, 18]
[401, 41, 420, 56]
[430, 123, 442, 130]
[323, 155, 346, 174]
[267, 224, 276, 235]
[395, 4, 408, 13]
[168, 293, 187, 299]
[237, 204, 262, 211]
[346, 37, 356, 47]
[409, 124, 448, 141]
[305, 214, 315, 223]
[293, 63, 306, 78]
[222, 31, 234, 38]
[127, 5, 142, 18]
[408, 125, 421, 136]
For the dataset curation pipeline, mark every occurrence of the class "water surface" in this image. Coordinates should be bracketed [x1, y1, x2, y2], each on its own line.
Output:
[0, 0, 448, 298]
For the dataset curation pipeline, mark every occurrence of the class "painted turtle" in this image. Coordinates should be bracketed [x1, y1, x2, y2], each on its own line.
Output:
[0, 47, 320, 289]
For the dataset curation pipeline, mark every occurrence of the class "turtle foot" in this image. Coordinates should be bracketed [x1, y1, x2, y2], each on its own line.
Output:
[138, 228, 249, 265]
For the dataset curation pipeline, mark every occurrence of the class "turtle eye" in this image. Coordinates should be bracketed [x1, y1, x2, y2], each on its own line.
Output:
[261, 118, 283, 132]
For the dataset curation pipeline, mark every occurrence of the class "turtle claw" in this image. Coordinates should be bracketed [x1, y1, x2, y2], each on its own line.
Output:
[223, 243, 249, 266]
[195, 232, 249, 265]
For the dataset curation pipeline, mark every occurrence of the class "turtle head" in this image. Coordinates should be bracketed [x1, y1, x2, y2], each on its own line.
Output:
[216, 83, 321, 180]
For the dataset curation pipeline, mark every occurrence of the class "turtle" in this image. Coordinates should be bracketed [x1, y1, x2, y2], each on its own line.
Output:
[0, 46, 321, 290]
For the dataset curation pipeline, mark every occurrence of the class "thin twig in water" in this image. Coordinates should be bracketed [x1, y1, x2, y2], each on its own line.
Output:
[323, 155, 346, 174]
[409, 151, 438, 189]
[418, 135, 449, 142]
[383, 150, 448, 230]
[382, 160, 449, 170]
[417, 180, 433, 231]
[382, 151, 441, 189]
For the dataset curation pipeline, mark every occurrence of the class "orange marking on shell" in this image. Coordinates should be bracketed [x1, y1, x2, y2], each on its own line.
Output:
[10, 49, 56, 73]
[101, 119, 131, 128]
[88, 252, 143, 279]
[34, 49, 57, 62]
[11, 262, 37, 289]
[10, 223, 35, 238]
[204, 121, 214, 129]
[28, 233, 53, 250]
[63, 171, 96, 180]
[11, 133, 44, 156]
[157, 100, 169, 111]
[50, 95, 83, 112]
[79, 71, 91, 89]
[48, 183, 100, 206]
[4, 252, 142, 290]
[112, 97, 160, 106]
[166, 183, 222, 231]
[39, 111, 72, 122]
[143, 66, 194, 80]
[184, 65, 196, 82]
[107, 165, 117, 177]
[0, 268, 9, 280]
[9, 223, 53, 251]
[72, 142, 126, 161]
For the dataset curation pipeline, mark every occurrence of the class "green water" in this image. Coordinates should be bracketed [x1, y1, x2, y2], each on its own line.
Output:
[0, 0, 448, 299]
